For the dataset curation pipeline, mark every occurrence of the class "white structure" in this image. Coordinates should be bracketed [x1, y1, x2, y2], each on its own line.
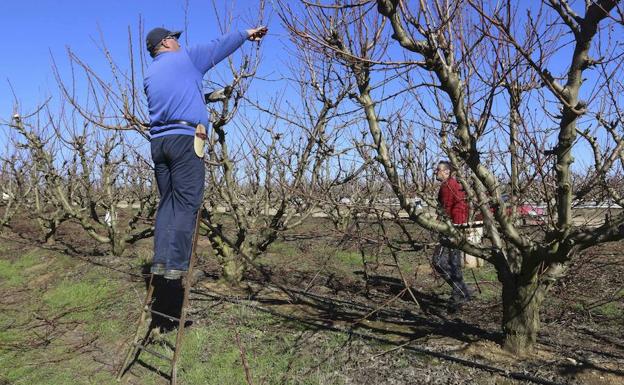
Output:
[463, 222, 484, 268]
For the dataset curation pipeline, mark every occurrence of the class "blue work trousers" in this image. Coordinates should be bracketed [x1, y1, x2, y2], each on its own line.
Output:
[151, 135, 205, 271]
[432, 245, 471, 300]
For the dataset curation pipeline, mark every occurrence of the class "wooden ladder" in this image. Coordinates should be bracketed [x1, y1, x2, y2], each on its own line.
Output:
[116, 212, 201, 385]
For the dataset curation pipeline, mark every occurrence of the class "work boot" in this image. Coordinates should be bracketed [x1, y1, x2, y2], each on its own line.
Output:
[451, 285, 474, 301]
[449, 290, 473, 313]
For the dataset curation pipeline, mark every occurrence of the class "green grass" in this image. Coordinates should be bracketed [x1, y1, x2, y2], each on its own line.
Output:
[2, 357, 117, 385]
[269, 241, 299, 258]
[44, 278, 115, 315]
[0, 259, 22, 285]
[334, 250, 364, 267]
[475, 285, 500, 301]
[181, 326, 248, 385]
[0, 249, 59, 351]
[0, 244, 129, 385]
[467, 265, 498, 282]
[130, 246, 154, 269]
[464, 265, 500, 301]
[134, 304, 347, 385]
[593, 302, 623, 318]
[0, 328, 23, 347]
[571, 302, 585, 312]
[86, 317, 127, 342]
[395, 252, 419, 275]
[0, 248, 47, 286]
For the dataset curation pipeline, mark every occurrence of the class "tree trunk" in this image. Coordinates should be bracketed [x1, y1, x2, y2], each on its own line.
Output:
[222, 255, 245, 284]
[111, 237, 126, 257]
[208, 232, 246, 285]
[501, 274, 545, 355]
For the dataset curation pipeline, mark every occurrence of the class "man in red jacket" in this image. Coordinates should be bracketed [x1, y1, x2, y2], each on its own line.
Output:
[433, 161, 472, 309]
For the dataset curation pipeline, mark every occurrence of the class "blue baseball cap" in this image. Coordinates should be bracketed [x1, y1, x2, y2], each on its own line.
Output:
[146, 27, 182, 52]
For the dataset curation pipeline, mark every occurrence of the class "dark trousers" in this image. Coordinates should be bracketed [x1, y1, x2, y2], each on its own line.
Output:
[432, 245, 471, 300]
[151, 135, 205, 271]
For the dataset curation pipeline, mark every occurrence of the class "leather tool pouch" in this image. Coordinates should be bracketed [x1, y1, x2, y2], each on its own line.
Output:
[194, 124, 207, 158]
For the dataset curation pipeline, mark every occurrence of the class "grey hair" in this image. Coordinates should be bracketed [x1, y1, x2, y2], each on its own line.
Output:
[149, 43, 163, 58]
[437, 160, 456, 173]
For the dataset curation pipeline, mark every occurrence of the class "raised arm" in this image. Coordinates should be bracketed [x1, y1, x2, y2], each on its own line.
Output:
[187, 27, 268, 74]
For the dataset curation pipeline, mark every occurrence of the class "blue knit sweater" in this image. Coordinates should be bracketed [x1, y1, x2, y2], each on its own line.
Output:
[144, 30, 248, 138]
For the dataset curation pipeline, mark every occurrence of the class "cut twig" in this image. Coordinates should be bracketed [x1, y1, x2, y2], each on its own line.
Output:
[232, 319, 255, 385]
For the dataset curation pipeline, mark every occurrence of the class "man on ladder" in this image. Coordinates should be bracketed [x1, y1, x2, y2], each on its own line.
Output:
[117, 23, 268, 384]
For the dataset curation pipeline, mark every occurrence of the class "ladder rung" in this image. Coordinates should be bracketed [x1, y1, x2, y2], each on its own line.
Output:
[118, 211, 201, 384]
[133, 342, 173, 362]
[150, 309, 181, 322]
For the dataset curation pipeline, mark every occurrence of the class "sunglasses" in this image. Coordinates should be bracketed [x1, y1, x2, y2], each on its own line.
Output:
[163, 35, 178, 41]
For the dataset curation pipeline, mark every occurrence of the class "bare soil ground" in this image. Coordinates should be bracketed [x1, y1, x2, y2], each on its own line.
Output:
[0, 216, 623, 385]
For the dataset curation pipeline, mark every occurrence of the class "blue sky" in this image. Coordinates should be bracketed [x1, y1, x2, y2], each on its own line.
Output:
[0, 0, 282, 118]
[1, 1, 620, 175]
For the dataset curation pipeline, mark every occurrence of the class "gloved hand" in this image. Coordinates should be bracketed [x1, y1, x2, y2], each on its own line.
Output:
[247, 26, 268, 41]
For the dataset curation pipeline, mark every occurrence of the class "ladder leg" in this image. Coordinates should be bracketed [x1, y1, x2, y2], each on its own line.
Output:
[170, 209, 202, 385]
[170, 278, 191, 385]
[117, 274, 156, 381]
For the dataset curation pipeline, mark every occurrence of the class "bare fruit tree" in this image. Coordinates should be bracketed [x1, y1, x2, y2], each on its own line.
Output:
[201, 30, 355, 283]
[278, 0, 624, 354]
[5, 102, 156, 255]
[0, 132, 33, 233]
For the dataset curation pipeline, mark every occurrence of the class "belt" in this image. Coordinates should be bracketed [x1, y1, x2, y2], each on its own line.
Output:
[150, 120, 197, 135]
[151, 119, 197, 128]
